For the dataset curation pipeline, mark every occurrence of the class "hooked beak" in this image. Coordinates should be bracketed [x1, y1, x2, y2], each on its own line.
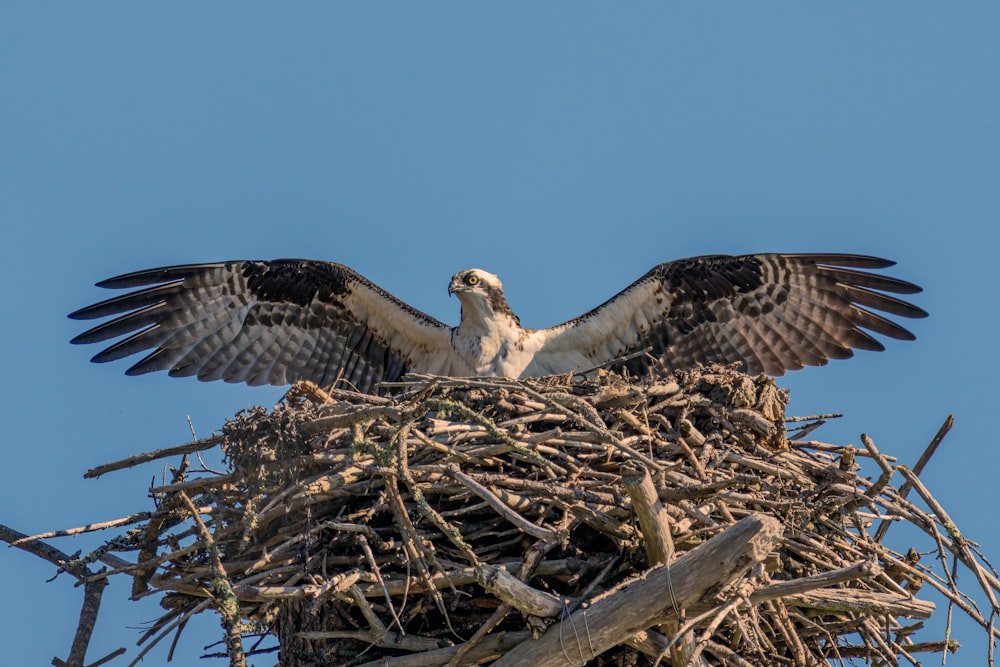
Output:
[447, 277, 465, 296]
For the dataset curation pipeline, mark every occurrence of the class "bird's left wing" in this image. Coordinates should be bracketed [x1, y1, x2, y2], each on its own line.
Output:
[69, 260, 456, 393]
[529, 253, 927, 377]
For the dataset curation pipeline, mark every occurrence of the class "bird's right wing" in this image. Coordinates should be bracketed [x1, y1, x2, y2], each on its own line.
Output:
[69, 259, 458, 393]
[531, 253, 926, 377]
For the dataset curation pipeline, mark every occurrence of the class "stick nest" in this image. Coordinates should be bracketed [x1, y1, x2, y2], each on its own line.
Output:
[70, 365, 1000, 666]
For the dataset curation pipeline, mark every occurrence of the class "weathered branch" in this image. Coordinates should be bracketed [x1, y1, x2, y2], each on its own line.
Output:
[493, 514, 782, 667]
[84, 435, 224, 478]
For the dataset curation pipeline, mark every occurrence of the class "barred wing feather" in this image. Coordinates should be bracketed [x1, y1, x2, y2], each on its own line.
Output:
[69, 260, 456, 393]
[531, 254, 926, 377]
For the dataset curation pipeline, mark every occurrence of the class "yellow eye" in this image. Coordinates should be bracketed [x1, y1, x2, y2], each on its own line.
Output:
[465, 275, 480, 286]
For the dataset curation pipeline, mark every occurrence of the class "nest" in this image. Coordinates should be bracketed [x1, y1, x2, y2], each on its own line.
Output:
[17, 365, 1000, 667]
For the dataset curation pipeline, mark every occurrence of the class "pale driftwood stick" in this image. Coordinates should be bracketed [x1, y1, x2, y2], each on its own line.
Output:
[621, 462, 674, 565]
[749, 559, 882, 602]
[84, 434, 224, 479]
[11, 512, 152, 545]
[1, 523, 116, 667]
[493, 514, 782, 667]
[723, 451, 811, 485]
[475, 564, 566, 617]
[648, 381, 682, 397]
[769, 599, 811, 665]
[730, 408, 775, 437]
[678, 558, 886, 618]
[792, 439, 898, 461]
[899, 640, 961, 656]
[672, 434, 708, 480]
[677, 417, 706, 447]
[787, 589, 935, 619]
[620, 462, 705, 666]
[839, 444, 856, 471]
[564, 501, 636, 541]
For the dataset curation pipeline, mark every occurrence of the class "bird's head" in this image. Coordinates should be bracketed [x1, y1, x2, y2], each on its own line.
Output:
[448, 269, 503, 297]
[448, 268, 519, 324]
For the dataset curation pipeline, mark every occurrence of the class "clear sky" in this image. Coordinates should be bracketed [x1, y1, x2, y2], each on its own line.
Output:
[2, 4, 998, 666]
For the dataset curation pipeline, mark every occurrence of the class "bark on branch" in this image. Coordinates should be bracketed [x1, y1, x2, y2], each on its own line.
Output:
[493, 513, 782, 667]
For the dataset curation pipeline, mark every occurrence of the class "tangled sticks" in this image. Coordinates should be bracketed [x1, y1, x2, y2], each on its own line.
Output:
[7, 365, 999, 666]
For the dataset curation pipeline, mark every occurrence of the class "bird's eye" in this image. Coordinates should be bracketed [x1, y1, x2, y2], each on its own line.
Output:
[465, 275, 480, 286]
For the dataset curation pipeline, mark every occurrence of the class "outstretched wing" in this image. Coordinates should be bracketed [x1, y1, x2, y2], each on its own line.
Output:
[531, 253, 926, 377]
[69, 259, 456, 393]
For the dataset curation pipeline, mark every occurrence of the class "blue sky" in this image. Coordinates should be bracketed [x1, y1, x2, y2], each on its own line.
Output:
[2, 4, 998, 666]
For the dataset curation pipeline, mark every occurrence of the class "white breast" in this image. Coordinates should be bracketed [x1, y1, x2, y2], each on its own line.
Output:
[450, 313, 540, 377]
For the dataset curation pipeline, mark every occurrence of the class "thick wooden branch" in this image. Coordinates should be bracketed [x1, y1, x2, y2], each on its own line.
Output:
[787, 589, 935, 619]
[476, 564, 566, 618]
[621, 461, 674, 564]
[493, 513, 782, 667]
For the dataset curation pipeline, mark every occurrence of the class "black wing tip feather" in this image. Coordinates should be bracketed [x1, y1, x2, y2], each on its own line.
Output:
[71, 259, 433, 391]
[779, 254, 923, 298]
[782, 253, 897, 270]
[69, 302, 114, 320]
[70, 264, 230, 319]
[94, 262, 236, 289]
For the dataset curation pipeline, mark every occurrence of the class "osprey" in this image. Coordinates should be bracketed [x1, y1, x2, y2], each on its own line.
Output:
[70, 254, 926, 394]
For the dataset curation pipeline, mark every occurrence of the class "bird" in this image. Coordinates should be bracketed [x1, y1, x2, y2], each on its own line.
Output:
[69, 253, 926, 395]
